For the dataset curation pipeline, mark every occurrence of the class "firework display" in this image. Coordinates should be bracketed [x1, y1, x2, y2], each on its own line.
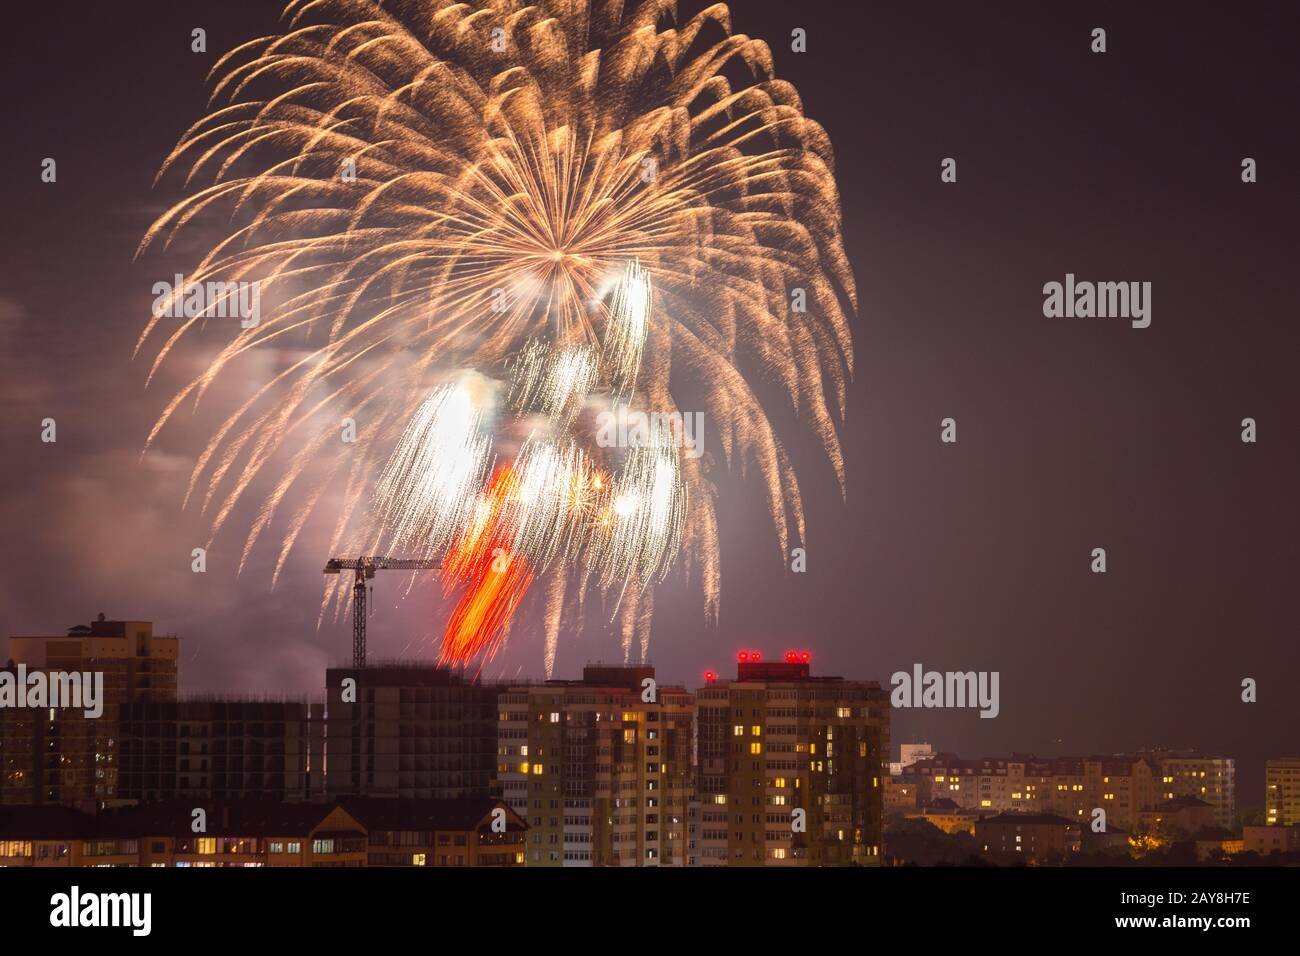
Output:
[136, 0, 855, 670]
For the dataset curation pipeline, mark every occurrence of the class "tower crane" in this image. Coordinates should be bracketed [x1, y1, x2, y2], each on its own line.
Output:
[323, 556, 441, 668]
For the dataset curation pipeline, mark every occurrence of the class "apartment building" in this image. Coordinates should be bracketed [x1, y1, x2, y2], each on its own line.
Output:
[1265, 757, 1300, 827]
[2, 616, 179, 806]
[0, 797, 525, 867]
[694, 653, 889, 866]
[497, 665, 694, 866]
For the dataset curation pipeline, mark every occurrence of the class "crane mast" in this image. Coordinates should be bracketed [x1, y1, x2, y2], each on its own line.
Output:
[323, 556, 441, 667]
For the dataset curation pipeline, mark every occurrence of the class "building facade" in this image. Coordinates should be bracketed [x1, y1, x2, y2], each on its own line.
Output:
[694, 655, 889, 866]
[2, 616, 178, 806]
[976, 812, 1081, 864]
[324, 664, 499, 800]
[497, 666, 694, 866]
[117, 699, 322, 803]
[0, 798, 524, 867]
[1265, 757, 1300, 827]
[1142, 751, 1236, 828]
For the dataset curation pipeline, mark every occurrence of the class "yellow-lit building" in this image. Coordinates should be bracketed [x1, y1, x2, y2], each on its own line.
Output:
[1266, 757, 1300, 826]
[0, 798, 525, 867]
[498, 666, 694, 866]
[694, 653, 889, 866]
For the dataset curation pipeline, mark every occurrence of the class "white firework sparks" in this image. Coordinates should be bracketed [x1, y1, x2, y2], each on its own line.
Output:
[509, 339, 598, 422]
[593, 425, 686, 594]
[604, 260, 652, 400]
[374, 381, 493, 555]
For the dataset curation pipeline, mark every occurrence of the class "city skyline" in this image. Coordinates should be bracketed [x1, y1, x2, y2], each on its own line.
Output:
[2, 0, 1298, 851]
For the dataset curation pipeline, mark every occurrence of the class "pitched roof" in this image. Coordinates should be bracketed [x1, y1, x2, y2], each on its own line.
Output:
[96, 800, 350, 838]
[338, 797, 525, 831]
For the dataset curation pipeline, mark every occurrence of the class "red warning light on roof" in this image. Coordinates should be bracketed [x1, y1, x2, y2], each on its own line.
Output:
[737, 651, 749, 662]
[800, 651, 811, 663]
[785, 651, 797, 663]
[704, 670, 717, 683]
[752, 652, 762, 662]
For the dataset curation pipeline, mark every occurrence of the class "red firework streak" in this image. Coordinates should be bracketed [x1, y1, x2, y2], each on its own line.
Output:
[438, 464, 536, 667]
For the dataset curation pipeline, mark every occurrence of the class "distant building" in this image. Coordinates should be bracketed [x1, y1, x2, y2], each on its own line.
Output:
[976, 812, 1080, 864]
[497, 666, 694, 867]
[323, 664, 499, 800]
[1265, 757, 1300, 827]
[1080, 822, 1129, 855]
[883, 772, 921, 811]
[1137, 795, 1215, 839]
[907, 753, 1160, 829]
[0, 797, 525, 867]
[694, 654, 890, 866]
[1141, 751, 1236, 828]
[117, 699, 323, 804]
[1242, 823, 1300, 856]
[2, 616, 178, 806]
[905, 798, 980, 835]
[338, 797, 526, 867]
[889, 742, 934, 775]
[1190, 826, 1243, 862]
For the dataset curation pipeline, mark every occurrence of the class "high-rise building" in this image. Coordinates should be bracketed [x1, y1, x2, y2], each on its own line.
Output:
[2, 616, 179, 806]
[694, 653, 889, 866]
[1265, 757, 1300, 827]
[324, 664, 498, 800]
[117, 700, 323, 803]
[497, 665, 694, 866]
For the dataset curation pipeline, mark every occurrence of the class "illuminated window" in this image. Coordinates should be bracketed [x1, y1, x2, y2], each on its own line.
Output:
[533, 763, 545, 775]
[775, 777, 787, 788]
[413, 853, 426, 866]
[733, 725, 744, 737]
[750, 742, 762, 755]
[197, 838, 216, 855]
[751, 725, 761, 736]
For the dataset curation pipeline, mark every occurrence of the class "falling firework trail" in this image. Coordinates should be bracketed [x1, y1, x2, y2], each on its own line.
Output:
[137, 0, 856, 668]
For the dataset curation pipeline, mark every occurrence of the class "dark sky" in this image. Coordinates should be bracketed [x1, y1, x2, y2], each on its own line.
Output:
[2, 1, 1297, 805]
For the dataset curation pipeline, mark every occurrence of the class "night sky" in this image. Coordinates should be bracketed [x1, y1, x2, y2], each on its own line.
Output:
[2, 1, 1297, 806]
